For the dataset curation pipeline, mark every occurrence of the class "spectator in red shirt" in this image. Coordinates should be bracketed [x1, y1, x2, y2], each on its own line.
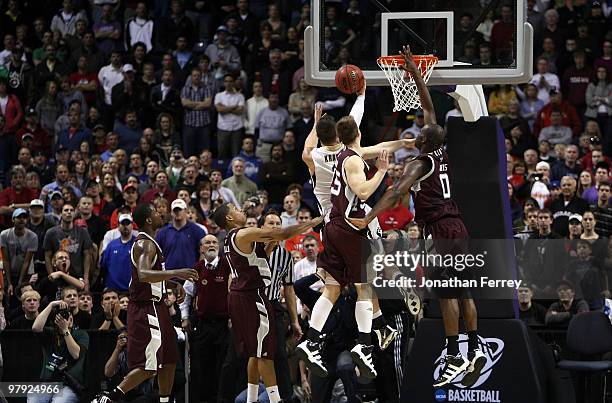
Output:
[561, 50, 592, 117]
[0, 167, 39, 227]
[377, 194, 414, 232]
[490, 5, 514, 63]
[109, 184, 139, 229]
[284, 208, 323, 256]
[533, 89, 582, 137]
[140, 170, 176, 205]
[0, 77, 24, 173]
[69, 55, 99, 106]
[16, 108, 51, 153]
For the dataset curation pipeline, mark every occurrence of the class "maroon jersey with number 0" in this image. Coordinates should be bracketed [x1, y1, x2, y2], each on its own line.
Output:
[412, 147, 461, 226]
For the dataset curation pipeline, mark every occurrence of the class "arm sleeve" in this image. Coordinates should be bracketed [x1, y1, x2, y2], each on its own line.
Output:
[349, 94, 365, 126]
[323, 97, 346, 110]
[179, 280, 195, 319]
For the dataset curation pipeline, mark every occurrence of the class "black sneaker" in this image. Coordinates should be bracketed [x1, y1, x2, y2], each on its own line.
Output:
[461, 349, 487, 387]
[91, 392, 115, 403]
[374, 325, 398, 350]
[351, 343, 377, 379]
[398, 285, 422, 316]
[296, 339, 328, 377]
[433, 353, 469, 387]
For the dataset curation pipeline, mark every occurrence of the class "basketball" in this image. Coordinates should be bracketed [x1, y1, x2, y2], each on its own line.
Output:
[335, 64, 365, 94]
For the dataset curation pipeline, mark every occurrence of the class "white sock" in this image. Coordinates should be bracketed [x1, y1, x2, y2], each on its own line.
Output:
[355, 300, 373, 333]
[373, 308, 382, 319]
[159, 397, 170, 403]
[309, 295, 334, 332]
[266, 385, 281, 403]
[247, 383, 259, 403]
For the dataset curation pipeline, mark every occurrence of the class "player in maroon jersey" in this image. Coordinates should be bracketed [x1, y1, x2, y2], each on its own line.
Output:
[349, 45, 485, 388]
[297, 99, 392, 379]
[93, 203, 198, 403]
[212, 202, 322, 403]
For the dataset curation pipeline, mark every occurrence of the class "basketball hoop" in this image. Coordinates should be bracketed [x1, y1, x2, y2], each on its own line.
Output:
[377, 55, 438, 112]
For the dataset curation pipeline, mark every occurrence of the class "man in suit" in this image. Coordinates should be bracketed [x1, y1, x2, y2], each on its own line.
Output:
[150, 69, 182, 130]
[260, 49, 292, 106]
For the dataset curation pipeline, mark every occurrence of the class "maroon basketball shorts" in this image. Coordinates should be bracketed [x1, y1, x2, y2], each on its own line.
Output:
[317, 219, 374, 286]
[127, 300, 179, 371]
[423, 217, 473, 299]
[228, 288, 276, 359]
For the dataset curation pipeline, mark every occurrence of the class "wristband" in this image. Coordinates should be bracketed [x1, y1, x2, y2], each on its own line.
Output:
[63, 331, 70, 336]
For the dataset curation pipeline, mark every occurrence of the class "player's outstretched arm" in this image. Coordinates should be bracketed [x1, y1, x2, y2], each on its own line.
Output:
[401, 45, 436, 125]
[236, 216, 324, 245]
[349, 79, 366, 126]
[345, 151, 388, 201]
[362, 138, 416, 159]
[349, 160, 429, 229]
[302, 104, 324, 175]
[135, 240, 198, 283]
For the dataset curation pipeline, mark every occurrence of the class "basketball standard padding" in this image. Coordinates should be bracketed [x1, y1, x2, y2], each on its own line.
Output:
[335, 64, 364, 94]
[425, 117, 517, 319]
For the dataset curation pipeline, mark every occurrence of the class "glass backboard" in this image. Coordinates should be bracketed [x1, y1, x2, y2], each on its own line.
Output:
[305, 0, 534, 86]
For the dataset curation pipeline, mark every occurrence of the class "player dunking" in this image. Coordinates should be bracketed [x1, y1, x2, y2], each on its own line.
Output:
[212, 203, 322, 403]
[350, 45, 485, 388]
[94, 204, 198, 403]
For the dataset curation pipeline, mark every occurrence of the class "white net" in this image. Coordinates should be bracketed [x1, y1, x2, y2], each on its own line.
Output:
[377, 56, 438, 112]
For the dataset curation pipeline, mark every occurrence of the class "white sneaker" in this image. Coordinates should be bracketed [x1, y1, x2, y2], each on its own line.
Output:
[91, 393, 114, 403]
[296, 339, 328, 377]
[351, 343, 377, 379]
[433, 353, 469, 387]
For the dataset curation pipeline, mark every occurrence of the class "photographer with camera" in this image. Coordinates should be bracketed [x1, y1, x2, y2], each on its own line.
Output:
[29, 299, 89, 403]
[104, 328, 156, 402]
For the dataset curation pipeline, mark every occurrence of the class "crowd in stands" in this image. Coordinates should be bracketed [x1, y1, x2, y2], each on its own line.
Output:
[0, 0, 610, 402]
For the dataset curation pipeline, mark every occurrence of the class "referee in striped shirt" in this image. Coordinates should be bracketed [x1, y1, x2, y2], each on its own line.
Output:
[262, 210, 303, 401]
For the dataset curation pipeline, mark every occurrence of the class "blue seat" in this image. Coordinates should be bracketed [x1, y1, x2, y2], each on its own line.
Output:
[557, 311, 612, 402]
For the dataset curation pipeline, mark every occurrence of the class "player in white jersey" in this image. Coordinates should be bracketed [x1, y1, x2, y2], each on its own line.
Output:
[300, 83, 420, 363]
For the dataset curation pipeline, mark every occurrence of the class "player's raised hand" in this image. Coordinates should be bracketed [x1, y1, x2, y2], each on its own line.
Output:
[175, 268, 199, 281]
[400, 45, 420, 77]
[376, 149, 389, 171]
[314, 103, 323, 122]
[357, 77, 367, 96]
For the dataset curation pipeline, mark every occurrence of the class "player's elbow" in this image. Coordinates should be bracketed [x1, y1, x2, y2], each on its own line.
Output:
[355, 189, 371, 201]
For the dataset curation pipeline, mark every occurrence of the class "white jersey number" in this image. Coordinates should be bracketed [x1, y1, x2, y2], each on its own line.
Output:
[439, 173, 451, 199]
[330, 170, 341, 196]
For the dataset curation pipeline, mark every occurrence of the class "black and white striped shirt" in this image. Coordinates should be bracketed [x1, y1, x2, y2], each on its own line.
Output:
[266, 245, 294, 301]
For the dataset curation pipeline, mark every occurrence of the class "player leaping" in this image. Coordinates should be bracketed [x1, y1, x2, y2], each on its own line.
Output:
[297, 79, 413, 379]
[301, 82, 422, 353]
[349, 45, 485, 388]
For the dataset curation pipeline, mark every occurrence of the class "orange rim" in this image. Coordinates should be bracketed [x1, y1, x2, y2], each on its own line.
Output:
[377, 54, 438, 66]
